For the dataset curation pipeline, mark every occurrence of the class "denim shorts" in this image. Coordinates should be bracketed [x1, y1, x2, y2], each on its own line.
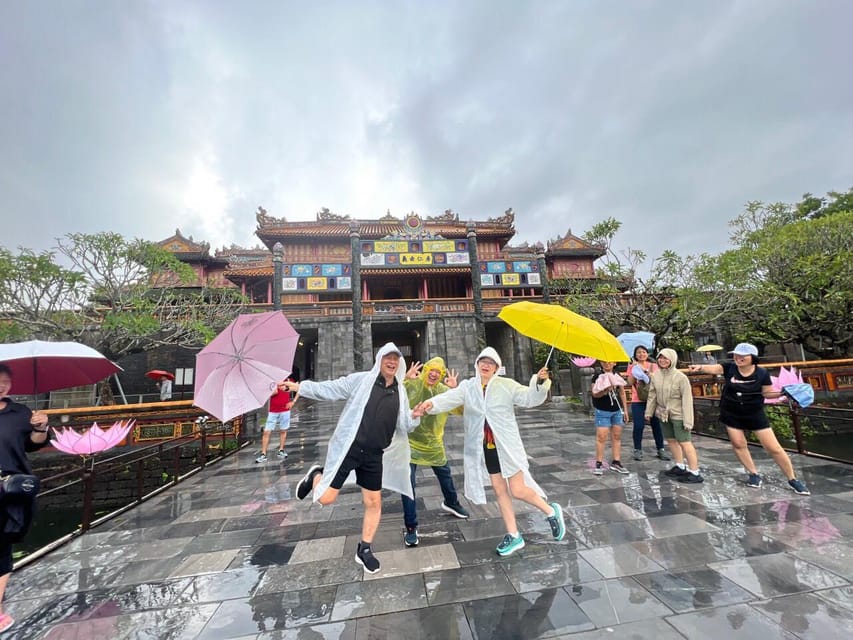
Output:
[594, 408, 624, 427]
[264, 411, 291, 431]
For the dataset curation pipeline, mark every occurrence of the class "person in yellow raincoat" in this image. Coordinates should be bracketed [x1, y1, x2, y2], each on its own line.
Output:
[401, 357, 469, 548]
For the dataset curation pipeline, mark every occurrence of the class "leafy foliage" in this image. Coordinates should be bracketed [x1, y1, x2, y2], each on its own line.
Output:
[0, 232, 248, 359]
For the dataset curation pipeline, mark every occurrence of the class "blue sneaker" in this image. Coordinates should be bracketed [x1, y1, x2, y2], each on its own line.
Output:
[746, 473, 762, 488]
[496, 533, 525, 556]
[546, 502, 566, 541]
[404, 527, 419, 547]
[788, 479, 811, 495]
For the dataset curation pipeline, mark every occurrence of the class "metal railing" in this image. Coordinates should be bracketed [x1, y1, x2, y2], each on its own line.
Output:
[14, 412, 257, 571]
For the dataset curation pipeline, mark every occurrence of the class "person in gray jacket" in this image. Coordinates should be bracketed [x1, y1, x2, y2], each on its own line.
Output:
[645, 348, 703, 483]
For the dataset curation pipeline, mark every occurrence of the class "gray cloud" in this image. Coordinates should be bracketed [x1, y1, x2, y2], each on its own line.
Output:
[2, 0, 851, 266]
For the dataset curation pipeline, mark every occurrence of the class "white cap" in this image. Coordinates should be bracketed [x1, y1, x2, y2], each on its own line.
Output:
[729, 343, 758, 356]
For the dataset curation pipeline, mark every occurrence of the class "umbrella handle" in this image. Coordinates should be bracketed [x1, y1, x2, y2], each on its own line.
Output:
[544, 344, 555, 369]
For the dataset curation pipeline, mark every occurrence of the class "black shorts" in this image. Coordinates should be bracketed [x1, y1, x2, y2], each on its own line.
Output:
[483, 442, 502, 475]
[330, 443, 384, 491]
[720, 408, 770, 430]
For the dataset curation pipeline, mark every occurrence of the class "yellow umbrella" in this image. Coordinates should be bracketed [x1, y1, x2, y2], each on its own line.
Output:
[697, 344, 724, 352]
[497, 301, 630, 365]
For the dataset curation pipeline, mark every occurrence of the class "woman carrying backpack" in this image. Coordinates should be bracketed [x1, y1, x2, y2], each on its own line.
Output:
[626, 346, 669, 461]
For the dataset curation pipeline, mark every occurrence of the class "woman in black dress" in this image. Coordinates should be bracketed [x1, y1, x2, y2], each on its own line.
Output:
[690, 343, 810, 495]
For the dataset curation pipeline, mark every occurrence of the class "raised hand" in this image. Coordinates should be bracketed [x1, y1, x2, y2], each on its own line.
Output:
[30, 410, 48, 428]
[444, 369, 459, 388]
[537, 367, 550, 381]
[406, 361, 422, 379]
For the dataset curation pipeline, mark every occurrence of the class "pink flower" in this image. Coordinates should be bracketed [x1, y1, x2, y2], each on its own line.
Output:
[51, 420, 135, 456]
[571, 356, 596, 368]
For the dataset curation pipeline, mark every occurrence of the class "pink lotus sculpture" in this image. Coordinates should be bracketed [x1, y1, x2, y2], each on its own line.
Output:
[51, 420, 136, 456]
[765, 366, 804, 404]
[571, 356, 596, 368]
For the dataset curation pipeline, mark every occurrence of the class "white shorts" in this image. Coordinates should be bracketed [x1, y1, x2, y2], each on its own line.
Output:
[264, 411, 291, 431]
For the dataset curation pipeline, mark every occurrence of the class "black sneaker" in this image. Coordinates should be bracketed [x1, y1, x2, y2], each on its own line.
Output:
[355, 542, 380, 573]
[441, 501, 470, 519]
[610, 460, 629, 475]
[664, 465, 688, 477]
[678, 472, 704, 483]
[296, 464, 322, 500]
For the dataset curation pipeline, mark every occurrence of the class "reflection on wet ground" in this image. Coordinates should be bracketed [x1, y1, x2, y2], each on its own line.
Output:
[7, 401, 853, 638]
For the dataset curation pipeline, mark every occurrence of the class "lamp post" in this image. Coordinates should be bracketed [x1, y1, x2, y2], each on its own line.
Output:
[350, 222, 364, 370]
[535, 251, 550, 304]
[272, 242, 283, 311]
[467, 224, 486, 350]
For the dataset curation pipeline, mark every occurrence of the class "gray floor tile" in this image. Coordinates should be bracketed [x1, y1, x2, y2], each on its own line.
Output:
[567, 577, 673, 626]
[634, 568, 755, 612]
[332, 574, 428, 620]
[751, 591, 853, 639]
[464, 588, 595, 638]
[708, 552, 849, 598]
[578, 543, 665, 578]
[353, 603, 472, 640]
[667, 602, 799, 639]
[424, 563, 515, 606]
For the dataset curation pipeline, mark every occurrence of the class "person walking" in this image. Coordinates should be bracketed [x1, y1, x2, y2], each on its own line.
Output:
[646, 349, 703, 483]
[690, 343, 810, 495]
[285, 343, 421, 574]
[0, 363, 51, 633]
[157, 375, 172, 401]
[256, 377, 296, 463]
[400, 357, 468, 548]
[626, 346, 669, 462]
[414, 347, 566, 558]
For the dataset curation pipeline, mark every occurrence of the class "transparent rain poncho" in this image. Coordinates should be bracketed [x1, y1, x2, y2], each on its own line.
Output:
[425, 346, 551, 504]
[297, 342, 419, 500]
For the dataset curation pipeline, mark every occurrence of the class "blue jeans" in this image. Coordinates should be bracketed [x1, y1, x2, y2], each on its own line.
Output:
[631, 401, 664, 450]
[402, 462, 459, 528]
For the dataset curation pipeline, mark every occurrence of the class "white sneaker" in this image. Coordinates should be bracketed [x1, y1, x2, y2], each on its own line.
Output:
[277, 449, 288, 459]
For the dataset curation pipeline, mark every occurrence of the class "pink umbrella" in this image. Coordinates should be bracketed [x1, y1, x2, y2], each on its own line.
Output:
[194, 311, 299, 422]
[0, 340, 121, 394]
[592, 372, 627, 393]
[52, 420, 135, 456]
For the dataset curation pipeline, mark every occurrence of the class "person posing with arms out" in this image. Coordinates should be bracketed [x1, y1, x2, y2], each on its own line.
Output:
[285, 343, 421, 574]
[690, 343, 810, 495]
[646, 349, 703, 483]
[256, 377, 297, 463]
[0, 363, 51, 633]
[415, 347, 566, 558]
[626, 346, 669, 462]
[591, 361, 631, 475]
[400, 357, 468, 548]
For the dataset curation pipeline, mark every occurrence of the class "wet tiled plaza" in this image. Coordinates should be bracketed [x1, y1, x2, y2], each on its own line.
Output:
[6, 401, 853, 639]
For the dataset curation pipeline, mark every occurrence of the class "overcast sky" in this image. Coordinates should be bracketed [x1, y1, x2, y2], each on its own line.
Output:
[2, 1, 851, 266]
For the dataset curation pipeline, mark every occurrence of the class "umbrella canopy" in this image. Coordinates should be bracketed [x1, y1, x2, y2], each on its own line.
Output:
[194, 310, 299, 422]
[0, 340, 121, 395]
[697, 344, 724, 352]
[497, 301, 630, 364]
[617, 332, 656, 358]
[145, 370, 175, 381]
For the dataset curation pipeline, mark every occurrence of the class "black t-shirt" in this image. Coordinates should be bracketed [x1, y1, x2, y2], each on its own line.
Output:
[591, 373, 622, 411]
[0, 399, 48, 475]
[720, 364, 772, 414]
[354, 375, 400, 452]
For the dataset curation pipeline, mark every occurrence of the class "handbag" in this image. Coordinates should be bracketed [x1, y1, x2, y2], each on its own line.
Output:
[0, 474, 41, 498]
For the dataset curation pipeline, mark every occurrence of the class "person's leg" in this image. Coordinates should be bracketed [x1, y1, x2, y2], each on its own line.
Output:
[610, 424, 624, 462]
[595, 426, 609, 463]
[433, 464, 459, 505]
[726, 426, 758, 474]
[278, 412, 289, 452]
[650, 415, 666, 451]
[491, 472, 517, 534]
[753, 428, 796, 480]
[667, 439, 683, 465]
[402, 463, 418, 529]
[631, 402, 646, 451]
[260, 429, 271, 455]
[680, 440, 699, 471]
[361, 488, 382, 543]
[507, 471, 552, 515]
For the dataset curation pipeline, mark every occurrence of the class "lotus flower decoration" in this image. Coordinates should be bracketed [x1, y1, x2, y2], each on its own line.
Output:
[571, 356, 596, 368]
[51, 420, 135, 456]
[765, 367, 804, 404]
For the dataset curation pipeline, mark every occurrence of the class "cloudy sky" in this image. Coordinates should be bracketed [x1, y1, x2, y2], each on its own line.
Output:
[2, 1, 851, 265]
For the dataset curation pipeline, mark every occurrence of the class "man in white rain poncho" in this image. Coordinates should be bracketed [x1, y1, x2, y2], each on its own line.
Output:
[284, 343, 420, 574]
[414, 347, 567, 557]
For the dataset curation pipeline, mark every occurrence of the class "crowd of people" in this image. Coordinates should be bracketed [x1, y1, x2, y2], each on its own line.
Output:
[277, 339, 811, 575]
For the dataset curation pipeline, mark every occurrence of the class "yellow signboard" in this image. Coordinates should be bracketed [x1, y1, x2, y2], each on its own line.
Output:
[375, 240, 410, 253]
[307, 277, 327, 290]
[423, 240, 455, 253]
[400, 253, 433, 265]
[502, 273, 521, 285]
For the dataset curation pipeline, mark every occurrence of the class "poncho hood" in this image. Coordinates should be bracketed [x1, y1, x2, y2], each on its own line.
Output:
[657, 348, 679, 370]
[419, 356, 447, 384]
[374, 342, 406, 384]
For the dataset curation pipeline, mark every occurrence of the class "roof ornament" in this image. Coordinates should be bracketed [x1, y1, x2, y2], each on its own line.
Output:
[256, 205, 281, 227]
[317, 207, 350, 221]
[427, 208, 459, 222]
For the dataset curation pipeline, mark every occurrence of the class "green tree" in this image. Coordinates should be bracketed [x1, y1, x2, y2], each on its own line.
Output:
[0, 232, 247, 359]
[706, 190, 853, 356]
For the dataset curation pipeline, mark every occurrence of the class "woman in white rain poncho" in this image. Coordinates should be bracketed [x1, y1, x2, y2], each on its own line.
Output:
[285, 342, 419, 574]
[416, 347, 567, 557]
